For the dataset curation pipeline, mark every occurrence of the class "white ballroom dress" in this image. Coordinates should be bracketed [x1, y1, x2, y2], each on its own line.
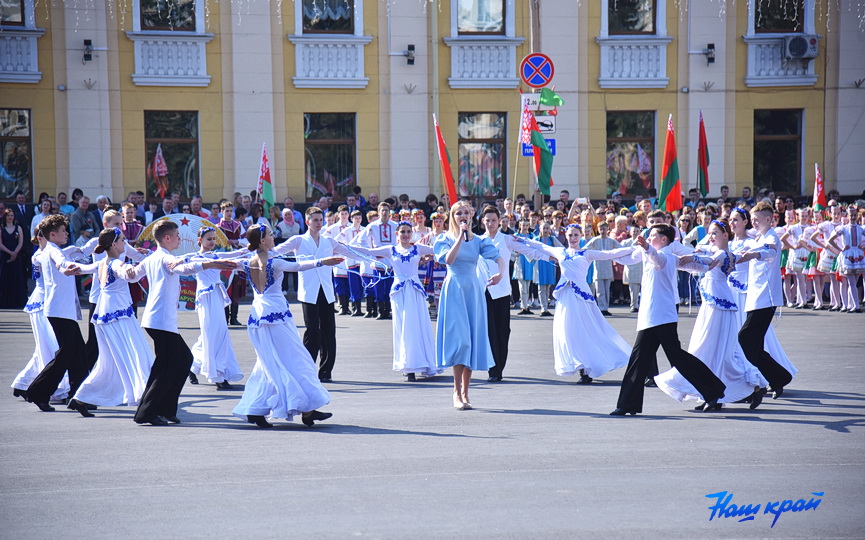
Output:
[11, 248, 70, 400]
[729, 237, 798, 377]
[188, 252, 245, 384]
[232, 257, 330, 422]
[73, 258, 155, 407]
[655, 250, 768, 404]
[350, 243, 443, 376]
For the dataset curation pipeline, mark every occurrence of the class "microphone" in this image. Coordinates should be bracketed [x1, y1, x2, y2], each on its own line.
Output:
[461, 220, 469, 241]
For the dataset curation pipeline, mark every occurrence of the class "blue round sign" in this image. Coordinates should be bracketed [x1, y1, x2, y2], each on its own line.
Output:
[520, 53, 554, 88]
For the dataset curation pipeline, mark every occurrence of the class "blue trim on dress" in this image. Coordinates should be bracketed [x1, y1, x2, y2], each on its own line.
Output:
[562, 249, 587, 263]
[728, 276, 747, 292]
[247, 309, 293, 327]
[391, 278, 427, 298]
[698, 283, 738, 310]
[24, 300, 44, 313]
[92, 304, 135, 324]
[31, 268, 41, 281]
[391, 245, 418, 262]
[553, 280, 595, 302]
[243, 259, 275, 294]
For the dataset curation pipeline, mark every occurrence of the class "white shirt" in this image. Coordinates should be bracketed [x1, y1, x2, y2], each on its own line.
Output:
[40, 242, 97, 320]
[78, 236, 147, 304]
[30, 212, 50, 237]
[273, 233, 352, 303]
[478, 231, 546, 300]
[324, 221, 352, 277]
[352, 219, 397, 269]
[127, 246, 204, 332]
[617, 245, 679, 331]
[744, 228, 783, 311]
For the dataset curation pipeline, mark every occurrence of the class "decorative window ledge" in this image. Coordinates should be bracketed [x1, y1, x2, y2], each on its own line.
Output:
[0, 27, 45, 83]
[596, 35, 673, 89]
[125, 31, 214, 87]
[287, 34, 373, 89]
[742, 34, 818, 87]
[442, 36, 524, 89]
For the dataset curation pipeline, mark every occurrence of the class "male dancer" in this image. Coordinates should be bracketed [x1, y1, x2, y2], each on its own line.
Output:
[736, 201, 794, 405]
[274, 207, 353, 382]
[26, 215, 97, 411]
[610, 224, 726, 415]
[128, 220, 235, 425]
[477, 206, 547, 382]
[323, 205, 353, 316]
[351, 202, 397, 320]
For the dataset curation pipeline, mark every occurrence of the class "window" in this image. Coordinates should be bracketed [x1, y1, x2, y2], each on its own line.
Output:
[606, 111, 655, 197]
[754, 109, 802, 195]
[0, 0, 25, 25]
[755, 0, 803, 33]
[140, 0, 196, 31]
[302, 0, 353, 33]
[304, 113, 356, 202]
[608, 0, 656, 35]
[457, 0, 504, 34]
[0, 108, 32, 200]
[144, 111, 199, 200]
[457, 112, 506, 198]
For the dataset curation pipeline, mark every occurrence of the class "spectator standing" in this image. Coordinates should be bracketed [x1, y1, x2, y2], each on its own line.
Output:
[1, 209, 28, 308]
[30, 199, 52, 237]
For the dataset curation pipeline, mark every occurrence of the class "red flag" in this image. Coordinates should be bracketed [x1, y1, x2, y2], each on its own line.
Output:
[433, 115, 458, 205]
[697, 111, 710, 197]
[256, 143, 274, 216]
[658, 115, 683, 213]
[152, 143, 169, 198]
[812, 163, 828, 210]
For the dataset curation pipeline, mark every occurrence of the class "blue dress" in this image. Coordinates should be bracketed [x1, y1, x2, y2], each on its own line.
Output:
[434, 234, 500, 370]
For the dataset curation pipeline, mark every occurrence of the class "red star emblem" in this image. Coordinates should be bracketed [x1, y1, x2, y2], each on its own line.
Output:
[180, 217, 190, 226]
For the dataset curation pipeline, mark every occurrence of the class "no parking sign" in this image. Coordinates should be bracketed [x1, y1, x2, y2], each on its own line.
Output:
[520, 53, 554, 88]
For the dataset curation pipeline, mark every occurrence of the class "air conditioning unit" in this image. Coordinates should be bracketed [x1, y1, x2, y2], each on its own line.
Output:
[784, 35, 819, 59]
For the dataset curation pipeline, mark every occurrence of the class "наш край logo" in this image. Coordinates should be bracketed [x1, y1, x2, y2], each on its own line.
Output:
[706, 490, 824, 527]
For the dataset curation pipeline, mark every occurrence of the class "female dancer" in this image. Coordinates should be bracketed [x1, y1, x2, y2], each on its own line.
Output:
[216, 201, 245, 326]
[802, 209, 825, 310]
[11, 226, 71, 401]
[420, 211, 448, 314]
[727, 208, 798, 388]
[826, 207, 865, 313]
[654, 219, 768, 410]
[810, 206, 843, 311]
[346, 221, 443, 381]
[434, 201, 506, 410]
[188, 226, 245, 389]
[523, 224, 631, 383]
[67, 228, 154, 417]
[232, 225, 340, 428]
[780, 208, 812, 308]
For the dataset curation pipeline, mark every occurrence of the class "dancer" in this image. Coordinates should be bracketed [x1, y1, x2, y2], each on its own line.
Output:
[345, 221, 443, 380]
[810, 206, 843, 311]
[780, 208, 812, 308]
[121, 202, 146, 315]
[419, 211, 448, 312]
[434, 201, 506, 410]
[610, 224, 726, 416]
[273, 207, 353, 382]
[232, 224, 340, 428]
[187, 226, 245, 389]
[802, 209, 826, 310]
[128, 220, 236, 425]
[25, 214, 97, 412]
[351, 202, 398, 320]
[324, 205, 353, 316]
[533, 221, 559, 317]
[67, 228, 155, 417]
[11, 225, 71, 402]
[736, 201, 795, 403]
[825, 207, 865, 313]
[333, 209, 365, 316]
[522, 224, 632, 383]
[513, 219, 537, 315]
[216, 201, 246, 326]
[654, 219, 768, 410]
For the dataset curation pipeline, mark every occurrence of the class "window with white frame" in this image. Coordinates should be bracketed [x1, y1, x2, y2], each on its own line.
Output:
[457, 0, 504, 34]
[743, 0, 817, 87]
[140, 0, 196, 31]
[0, 0, 25, 25]
[0, 0, 45, 83]
[302, 0, 353, 34]
[596, 0, 671, 88]
[0, 108, 33, 199]
[608, 0, 656, 35]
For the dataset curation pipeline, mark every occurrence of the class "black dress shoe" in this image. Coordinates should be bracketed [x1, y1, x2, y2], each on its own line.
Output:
[644, 378, 657, 388]
[149, 416, 169, 426]
[34, 402, 55, 412]
[704, 400, 723, 412]
[406, 373, 416, 382]
[576, 374, 593, 385]
[247, 415, 273, 428]
[215, 380, 233, 390]
[67, 399, 95, 418]
[163, 415, 181, 424]
[319, 377, 332, 383]
[694, 402, 707, 411]
[772, 386, 784, 399]
[749, 387, 768, 410]
[609, 408, 638, 416]
[601, 310, 613, 317]
[13, 388, 28, 400]
[188, 372, 199, 385]
[301, 410, 333, 427]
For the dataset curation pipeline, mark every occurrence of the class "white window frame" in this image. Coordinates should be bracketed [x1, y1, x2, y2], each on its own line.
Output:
[596, 0, 672, 89]
[0, 0, 45, 83]
[743, 0, 818, 87]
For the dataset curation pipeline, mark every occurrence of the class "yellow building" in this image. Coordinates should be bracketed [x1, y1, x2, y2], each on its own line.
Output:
[1, 0, 863, 208]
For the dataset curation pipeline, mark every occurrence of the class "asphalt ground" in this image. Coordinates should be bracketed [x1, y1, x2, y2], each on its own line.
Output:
[1, 301, 863, 539]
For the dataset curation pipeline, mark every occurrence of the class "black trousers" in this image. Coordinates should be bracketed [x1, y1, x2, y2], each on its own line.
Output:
[301, 289, 337, 380]
[485, 292, 511, 378]
[738, 308, 793, 390]
[134, 328, 193, 423]
[27, 317, 88, 403]
[84, 302, 99, 372]
[617, 322, 726, 412]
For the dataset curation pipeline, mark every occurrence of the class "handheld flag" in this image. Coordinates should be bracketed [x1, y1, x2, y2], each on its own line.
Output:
[697, 111, 710, 197]
[433, 115, 458, 205]
[658, 114, 683, 213]
[812, 163, 828, 210]
[257, 143, 274, 216]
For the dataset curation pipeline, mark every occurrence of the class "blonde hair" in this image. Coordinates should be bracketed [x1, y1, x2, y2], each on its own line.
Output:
[102, 209, 121, 224]
[448, 201, 474, 240]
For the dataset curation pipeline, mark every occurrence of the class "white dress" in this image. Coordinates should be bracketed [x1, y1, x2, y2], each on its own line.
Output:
[187, 251, 245, 384]
[232, 257, 331, 422]
[526, 241, 631, 378]
[11, 249, 70, 400]
[655, 250, 766, 404]
[73, 258, 155, 407]
[729, 237, 798, 377]
[349, 243, 442, 376]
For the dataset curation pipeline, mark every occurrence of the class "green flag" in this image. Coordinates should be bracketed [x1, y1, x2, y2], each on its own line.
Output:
[539, 87, 564, 107]
[530, 130, 553, 196]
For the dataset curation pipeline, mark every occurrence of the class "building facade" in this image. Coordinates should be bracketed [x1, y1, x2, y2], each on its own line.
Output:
[1, 0, 863, 205]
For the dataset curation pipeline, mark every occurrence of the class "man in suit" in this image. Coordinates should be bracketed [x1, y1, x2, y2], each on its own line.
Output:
[11, 192, 33, 227]
[344, 194, 365, 225]
[91, 195, 111, 232]
[152, 197, 174, 220]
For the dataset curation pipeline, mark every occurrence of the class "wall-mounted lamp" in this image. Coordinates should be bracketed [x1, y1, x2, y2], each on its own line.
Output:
[404, 44, 415, 66]
[704, 43, 716, 66]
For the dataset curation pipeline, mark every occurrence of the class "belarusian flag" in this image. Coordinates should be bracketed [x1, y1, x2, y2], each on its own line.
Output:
[658, 114, 683, 213]
[256, 143, 274, 216]
[812, 163, 828, 210]
[697, 110, 710, 197]
[433, 114, 458, 205]
[521, 103, 554, 195]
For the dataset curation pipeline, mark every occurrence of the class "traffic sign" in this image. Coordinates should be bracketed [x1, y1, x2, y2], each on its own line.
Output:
[520, 53, 554, 88]
[534, 116, 556, 134]
[522, 138, 556, 157]
[521, 93, 556, 112]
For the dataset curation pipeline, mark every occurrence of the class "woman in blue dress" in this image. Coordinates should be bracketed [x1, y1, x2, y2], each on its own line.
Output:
[434, 201, 506, 410]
